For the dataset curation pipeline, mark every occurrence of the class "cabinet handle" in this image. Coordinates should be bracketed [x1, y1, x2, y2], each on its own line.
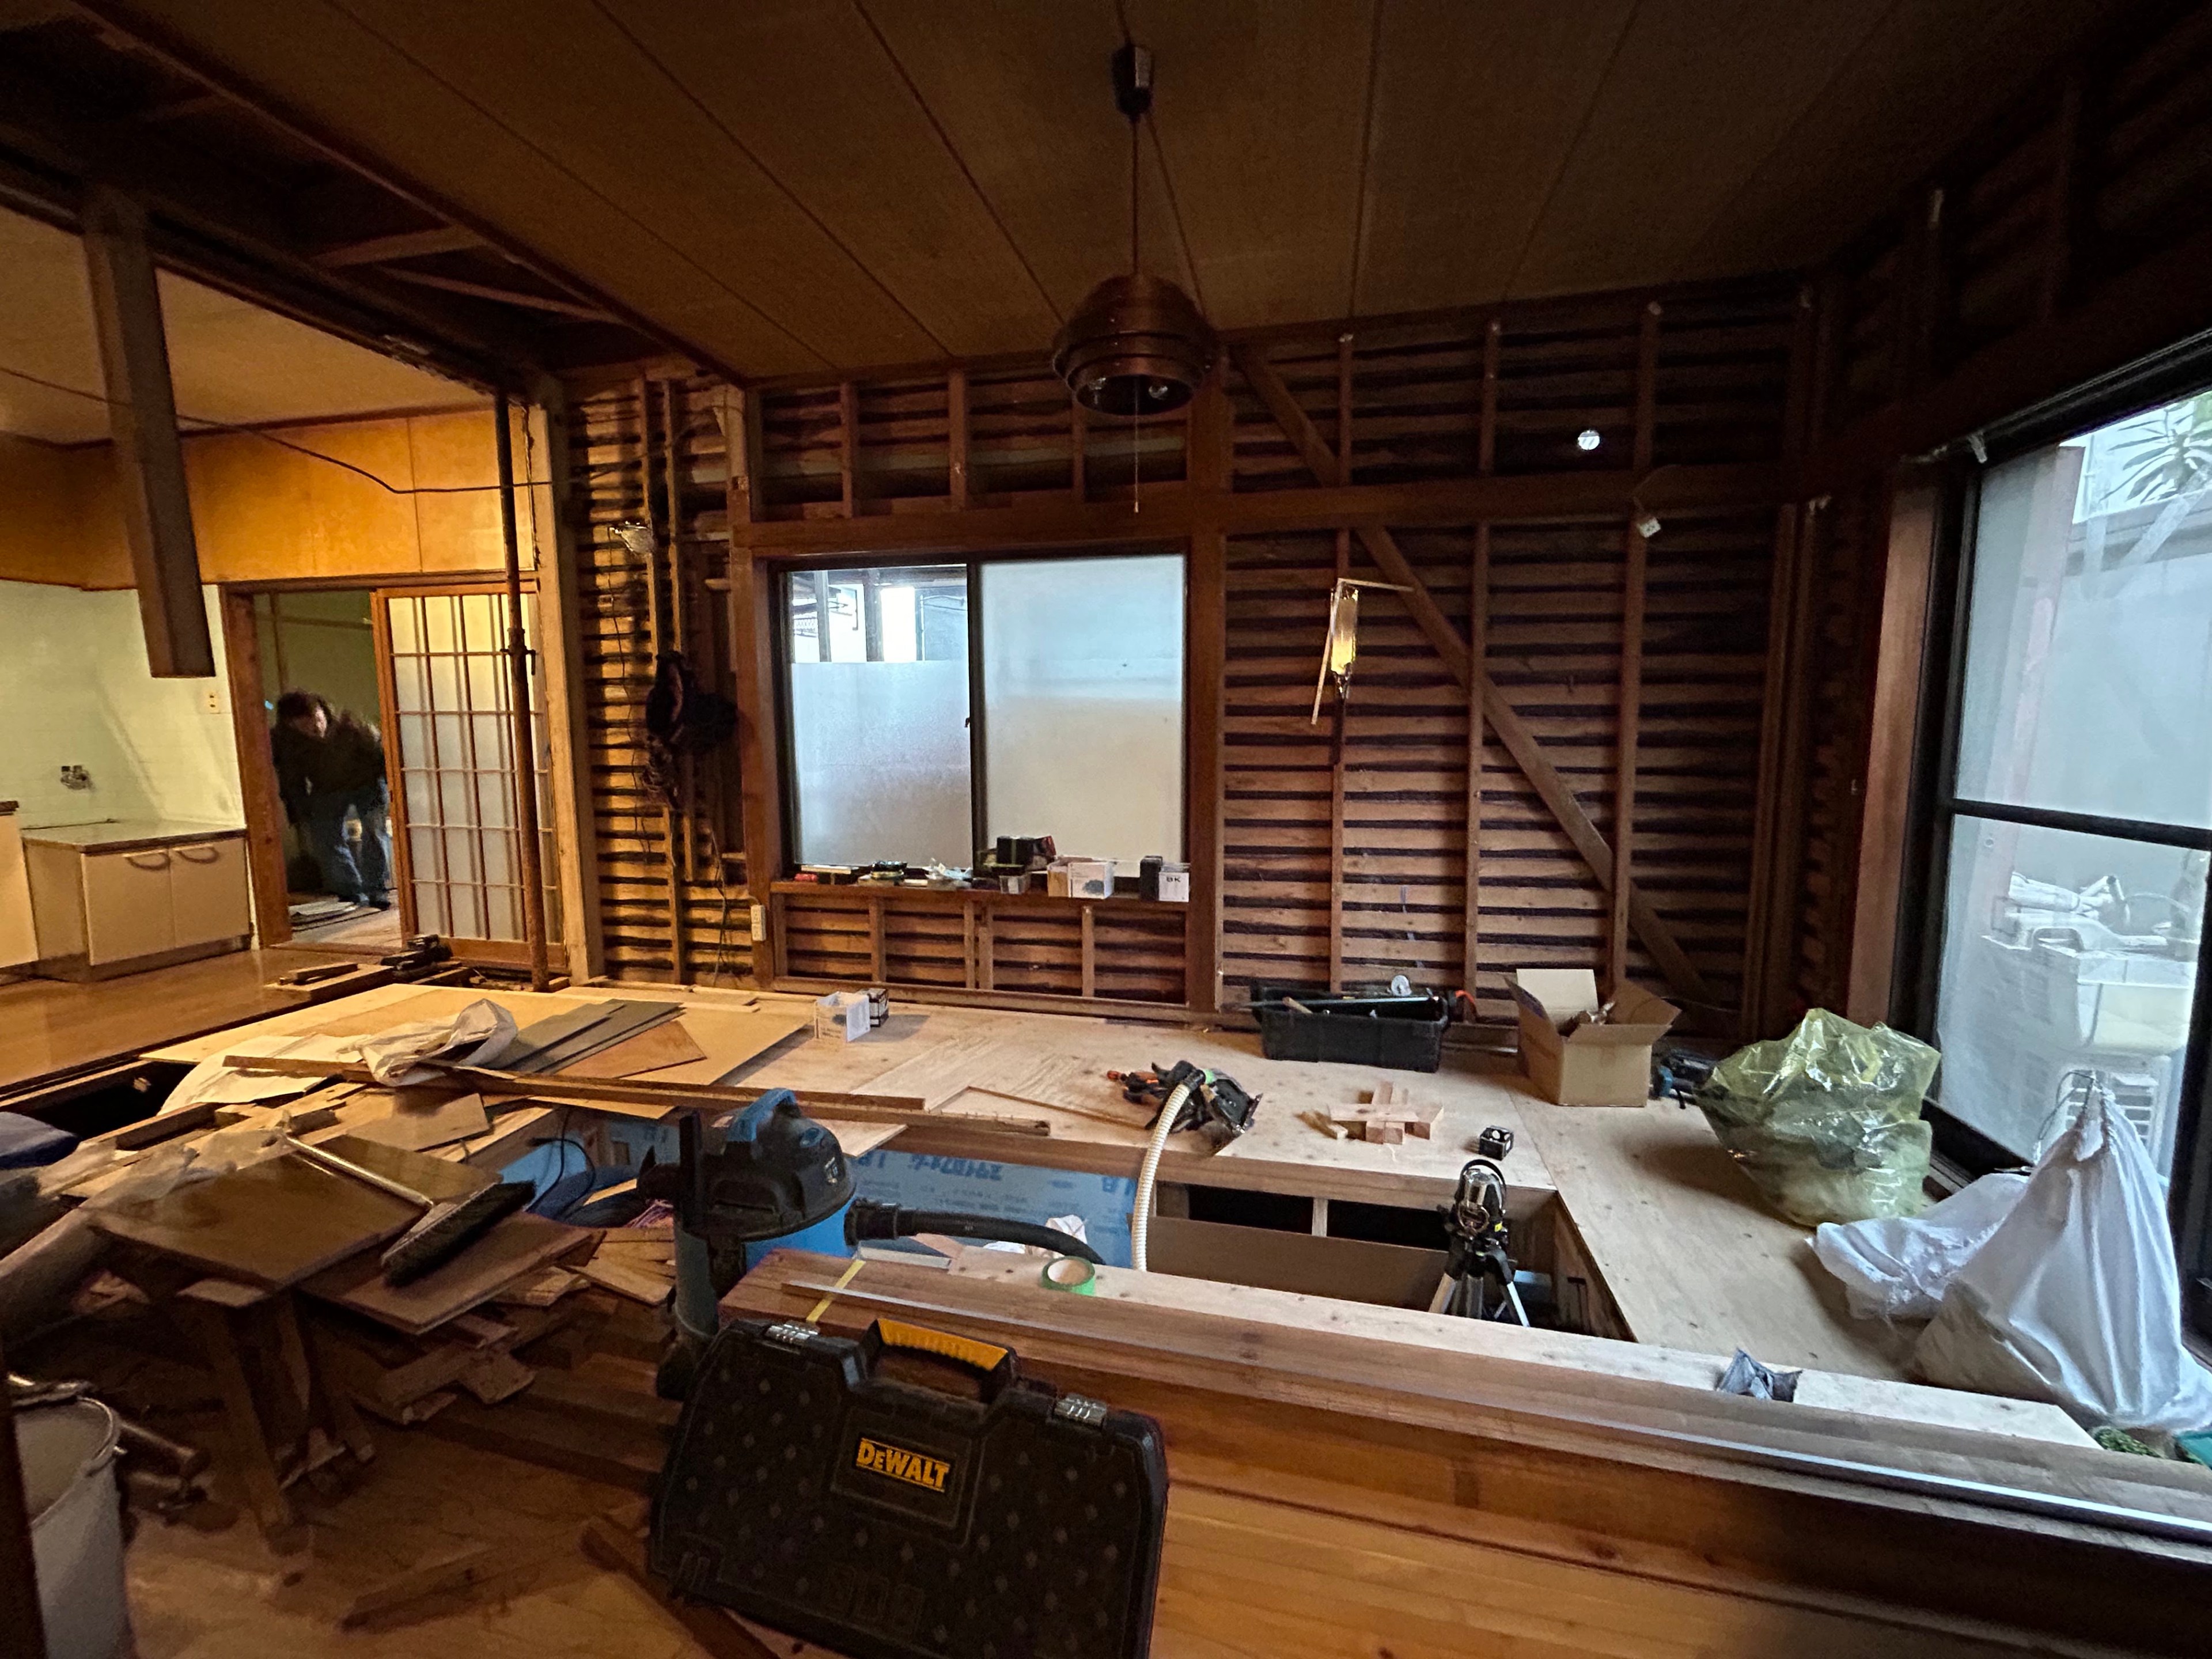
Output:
[124, 852, 172, 870]
[177, 846, 222, 863]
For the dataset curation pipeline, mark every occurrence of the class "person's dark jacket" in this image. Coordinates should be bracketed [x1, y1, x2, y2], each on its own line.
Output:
[272, 708, 386, 824]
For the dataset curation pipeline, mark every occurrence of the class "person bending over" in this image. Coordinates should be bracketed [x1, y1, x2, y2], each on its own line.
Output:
[272, 690, 392, 910]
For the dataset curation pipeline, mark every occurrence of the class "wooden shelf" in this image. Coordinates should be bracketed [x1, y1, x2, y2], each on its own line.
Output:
[770, 881, 1190, 1007]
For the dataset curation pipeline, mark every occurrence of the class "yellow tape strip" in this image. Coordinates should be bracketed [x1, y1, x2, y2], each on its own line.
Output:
[805, 1257, 865, 1323]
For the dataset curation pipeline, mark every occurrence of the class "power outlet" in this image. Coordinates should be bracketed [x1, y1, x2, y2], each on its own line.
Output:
[202, 687, 222, 713]
[749, 903, 767, 942]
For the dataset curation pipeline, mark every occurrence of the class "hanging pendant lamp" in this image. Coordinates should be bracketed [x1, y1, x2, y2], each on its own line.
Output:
[1052, 43, 1214, 419]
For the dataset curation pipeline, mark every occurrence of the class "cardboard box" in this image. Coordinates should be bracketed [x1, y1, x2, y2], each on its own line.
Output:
[1047, 858, 1113, 900]
[814, 990, 871, 1042]
[1509, 968, 1679, 1106]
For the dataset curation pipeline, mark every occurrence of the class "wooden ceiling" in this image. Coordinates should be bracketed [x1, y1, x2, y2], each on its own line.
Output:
[51, 0, 2120, 382]
[0, 202, 479, 442]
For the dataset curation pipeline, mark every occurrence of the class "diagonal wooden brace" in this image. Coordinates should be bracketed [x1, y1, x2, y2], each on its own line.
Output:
[1232, 346, 1717, 1009]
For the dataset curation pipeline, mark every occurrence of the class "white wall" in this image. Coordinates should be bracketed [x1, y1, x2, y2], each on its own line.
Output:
[0, 579, 242, 830]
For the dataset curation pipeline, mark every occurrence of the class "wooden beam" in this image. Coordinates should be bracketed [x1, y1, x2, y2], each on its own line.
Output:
[1609, 303, 1660, 992]
[1232, 343, 1717, 1010]
[946, 368, 970, 510]
[737, 463, 1783, 555]
[82, 185, 211, 678]
[1328, 334, 1354, 993]
[313, 225, 487, 268]
[1080, 904, 1096, 999]
[378, 266, 619, 324]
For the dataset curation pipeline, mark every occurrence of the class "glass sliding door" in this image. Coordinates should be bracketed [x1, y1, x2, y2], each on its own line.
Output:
[1929, 392, 2212, 1184]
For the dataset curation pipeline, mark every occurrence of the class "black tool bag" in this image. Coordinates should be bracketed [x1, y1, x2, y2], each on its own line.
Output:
[652, 1315, 1168, 1659]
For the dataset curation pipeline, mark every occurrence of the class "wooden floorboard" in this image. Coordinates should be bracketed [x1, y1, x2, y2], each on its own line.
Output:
[0, 946, 351, 1093]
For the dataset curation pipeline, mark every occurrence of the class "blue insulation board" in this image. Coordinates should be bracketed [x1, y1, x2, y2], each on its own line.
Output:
[848, 1149, 1138, 1268]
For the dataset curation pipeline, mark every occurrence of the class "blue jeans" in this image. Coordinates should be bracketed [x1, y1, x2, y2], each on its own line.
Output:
[305, 779, 392, 904]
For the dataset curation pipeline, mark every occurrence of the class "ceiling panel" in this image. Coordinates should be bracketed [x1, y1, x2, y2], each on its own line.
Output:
[0, 205, 474, 443]
[1354, 0, 1636, 316]
[79, 0, 2112, 378]
[859, 0, 1200, 325]
[328, 0, 944, 368]
[1680, 0, 2115, 281]
[1504, 0, 1885, 298]
[608, 0, 1062, 361]
[111, 0, 830, 375]
[1125, 0, 1381, 329]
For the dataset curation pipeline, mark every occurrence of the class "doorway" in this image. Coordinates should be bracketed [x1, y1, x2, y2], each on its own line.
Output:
[222, 581, 563, 968]
[250, 589, 404, 952]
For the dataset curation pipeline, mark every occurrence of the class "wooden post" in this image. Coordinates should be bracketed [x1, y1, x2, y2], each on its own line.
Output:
[947, 368, 970, 510]
[494, 392, 552, 991]
[839, 381, 859, 517]
[729, 552, 784, 990]
[868, 896, 886, 982]
[534, 384, 600, 979]
[1185, 369, 1233, 1014]
[1464, 525, 1488, 999]
[1080, 904, 1096, 998]
[963, 899, 978, 990]
[1478, 318, 1501, 475]
[1608, 302, 1659, 994]
[82, 185, 212, 677]
[1846, 476, 1941, 1026]
[1741, 503, 1802, 1039]
[637, 380, 687, 984]
[1328, 335, 1354, 993]
[218, 592, 294, 948]
[660, 379, 696, 889]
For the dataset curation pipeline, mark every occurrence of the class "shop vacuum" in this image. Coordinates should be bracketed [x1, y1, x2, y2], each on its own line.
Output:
[637, 1090, 1167, 1659]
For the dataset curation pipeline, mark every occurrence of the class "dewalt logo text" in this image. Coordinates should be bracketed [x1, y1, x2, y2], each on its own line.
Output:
[853, 1437, 951, 1493]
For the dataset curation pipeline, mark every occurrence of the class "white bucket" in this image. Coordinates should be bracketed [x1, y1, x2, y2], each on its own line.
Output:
[15, 1399, 131, 1659]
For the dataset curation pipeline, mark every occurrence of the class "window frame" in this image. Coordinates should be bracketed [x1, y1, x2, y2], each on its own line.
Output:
[1899, 374, 2212, 1340]
[770, 542, 1189, 880]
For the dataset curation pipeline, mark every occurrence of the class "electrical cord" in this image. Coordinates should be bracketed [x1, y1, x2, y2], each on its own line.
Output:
[1127, 1078, 1192, 1272]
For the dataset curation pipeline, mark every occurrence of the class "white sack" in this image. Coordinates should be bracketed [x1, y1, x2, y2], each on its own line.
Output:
[1813, 1172, 2028, 1320]
[1912, 1092, 2212, 1433]
[351, 999, 518, 1084]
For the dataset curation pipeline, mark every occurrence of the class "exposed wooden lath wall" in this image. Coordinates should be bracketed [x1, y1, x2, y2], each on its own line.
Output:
[562, 280, 1806, 1030]
[569, 377, 750, 986]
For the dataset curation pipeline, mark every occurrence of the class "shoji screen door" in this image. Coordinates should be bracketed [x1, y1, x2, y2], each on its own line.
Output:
[373, 586, 561, 961]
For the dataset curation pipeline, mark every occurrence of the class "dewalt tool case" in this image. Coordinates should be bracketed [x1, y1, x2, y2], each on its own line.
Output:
[651, 1315, 1168, 1659]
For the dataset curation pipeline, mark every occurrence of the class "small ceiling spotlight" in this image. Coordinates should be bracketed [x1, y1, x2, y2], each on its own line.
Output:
[1575, 428, 1602, 452]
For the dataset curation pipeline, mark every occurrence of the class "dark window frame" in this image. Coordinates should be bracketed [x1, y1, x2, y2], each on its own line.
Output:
[1897, 344, 2212, 1339]
[770, 542, 1190, 877]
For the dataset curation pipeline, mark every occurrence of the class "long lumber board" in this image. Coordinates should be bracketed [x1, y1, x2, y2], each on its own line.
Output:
[725, 1252, 2212, 1657]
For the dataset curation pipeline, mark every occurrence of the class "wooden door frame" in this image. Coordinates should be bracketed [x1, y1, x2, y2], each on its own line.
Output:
[218, 588, 296, 948]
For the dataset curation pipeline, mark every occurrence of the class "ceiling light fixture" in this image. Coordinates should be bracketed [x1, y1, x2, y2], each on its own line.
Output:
[1575, 428, 1602, 452]
[1051, 42, 1214, 420]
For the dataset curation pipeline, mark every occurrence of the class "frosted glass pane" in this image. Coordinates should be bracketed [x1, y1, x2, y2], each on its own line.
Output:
[1957, 397, 2212, 828]
[790, 661, 972, 866]
[982, 555, 1183, 870]
[787, 566, 972, 867]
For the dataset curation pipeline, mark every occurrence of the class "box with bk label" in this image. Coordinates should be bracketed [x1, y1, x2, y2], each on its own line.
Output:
[651, 1315, 1167, 1659]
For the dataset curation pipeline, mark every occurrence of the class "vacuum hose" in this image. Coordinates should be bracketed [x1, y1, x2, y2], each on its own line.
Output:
[1128, 1080, 1192, 1272]
[844, 1200, 1104, 1265]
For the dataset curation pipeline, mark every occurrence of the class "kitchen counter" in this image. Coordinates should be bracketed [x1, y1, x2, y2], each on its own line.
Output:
[22, 819, 248, 855]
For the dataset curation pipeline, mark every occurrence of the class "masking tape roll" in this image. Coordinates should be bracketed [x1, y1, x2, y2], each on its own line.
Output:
[1041, 1256, 1097, 1294]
